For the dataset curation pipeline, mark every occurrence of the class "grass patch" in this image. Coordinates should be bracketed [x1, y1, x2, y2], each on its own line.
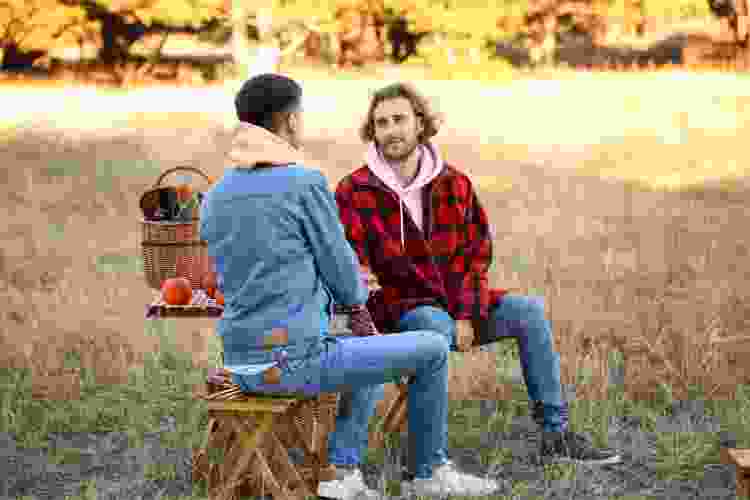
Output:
[95, 253, 143, 274]
[0, 320, 216, 452]
[143, 462, 178, 481]
[64, 479, 98, 500]
[43, 159, 81, 178]
[48, 446, 83, 465]
[47, 223, 67, 241]
[97, 158, 163, 178]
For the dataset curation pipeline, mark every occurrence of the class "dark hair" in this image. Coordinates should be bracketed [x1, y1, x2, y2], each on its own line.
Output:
[234, 73, 302, 133]
[359, 82, 442, 144]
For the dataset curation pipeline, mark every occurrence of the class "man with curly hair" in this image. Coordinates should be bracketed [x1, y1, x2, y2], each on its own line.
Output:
[333, 82, 622, 494]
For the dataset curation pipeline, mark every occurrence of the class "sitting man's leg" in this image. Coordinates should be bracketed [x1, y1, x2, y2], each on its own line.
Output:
[274, 331, 497, 499]
[395, 305, 455, 472]
[483, 294, 621, 464]
[398, 305, 456, 351]
[327, 383, 385, 469]
[395, 297, 622, 465]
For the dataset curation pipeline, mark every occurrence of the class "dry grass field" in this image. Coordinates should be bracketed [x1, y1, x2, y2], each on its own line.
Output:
[1, 73, 750, 498]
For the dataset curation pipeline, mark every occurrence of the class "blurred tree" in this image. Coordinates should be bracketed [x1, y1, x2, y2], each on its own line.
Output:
[67, 0, 227, 66]
[0, 0, 91, 69]
[47, 0, 226, 84]
[334, 0, 385, 67]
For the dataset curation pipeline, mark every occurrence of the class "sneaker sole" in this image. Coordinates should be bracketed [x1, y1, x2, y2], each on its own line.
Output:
[542, 454, 622, 466]
[318, 485, 382, 500]
[402, 480, 501, 497]
[402, 487, 499, 498]
[318, 493, 381, 500]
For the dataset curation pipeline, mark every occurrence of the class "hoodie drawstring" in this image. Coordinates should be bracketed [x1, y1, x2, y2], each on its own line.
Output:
[400, 199, 405, 250]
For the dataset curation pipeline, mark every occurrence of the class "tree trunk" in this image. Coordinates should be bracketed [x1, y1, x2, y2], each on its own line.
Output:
[0, 43, 46, 71]
[75, 0, 147, 85]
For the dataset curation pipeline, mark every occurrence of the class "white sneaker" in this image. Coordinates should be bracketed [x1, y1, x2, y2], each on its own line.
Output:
[318, 467, 381, 500]
[402, 461, 500, 497]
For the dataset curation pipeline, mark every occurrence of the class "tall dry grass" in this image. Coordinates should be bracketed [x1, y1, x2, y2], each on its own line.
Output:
[3, 119, 749, 410]
[478, 154, 750, 406]
[0, 128, 222, 404]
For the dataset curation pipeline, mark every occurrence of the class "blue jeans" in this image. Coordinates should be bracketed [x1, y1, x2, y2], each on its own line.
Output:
[230, 331, 450, 480]
[328, 295, 568, 469]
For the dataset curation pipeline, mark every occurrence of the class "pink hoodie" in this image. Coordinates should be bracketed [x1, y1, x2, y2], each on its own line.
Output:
[364, 141, 445, 249]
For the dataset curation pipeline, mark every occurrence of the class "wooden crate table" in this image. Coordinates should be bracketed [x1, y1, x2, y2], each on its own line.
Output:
[721, 448, 750, 498]
[145, 288, 224, 319]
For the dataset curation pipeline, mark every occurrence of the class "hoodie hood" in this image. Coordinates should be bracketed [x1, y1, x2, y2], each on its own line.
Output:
[225, 122, 320, 170]
[365, 141, 444, 248]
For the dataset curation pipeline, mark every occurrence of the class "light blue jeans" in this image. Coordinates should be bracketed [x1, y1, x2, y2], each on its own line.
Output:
[230, 330, 450, 479]
[327, 294, 568, 471]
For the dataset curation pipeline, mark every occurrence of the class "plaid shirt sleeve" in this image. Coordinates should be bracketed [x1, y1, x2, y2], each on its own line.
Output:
[334, 181, 371, 269]
[453, 182, 493, 321]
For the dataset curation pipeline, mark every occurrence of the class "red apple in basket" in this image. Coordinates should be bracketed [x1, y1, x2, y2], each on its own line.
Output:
[162, 277, 193, 305]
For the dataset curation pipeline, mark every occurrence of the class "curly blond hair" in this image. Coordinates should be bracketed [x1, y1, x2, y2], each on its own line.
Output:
[358, 82, 442, 144]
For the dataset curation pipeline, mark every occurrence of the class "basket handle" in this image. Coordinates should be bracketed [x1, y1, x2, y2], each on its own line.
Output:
[153, 165, 211, 187]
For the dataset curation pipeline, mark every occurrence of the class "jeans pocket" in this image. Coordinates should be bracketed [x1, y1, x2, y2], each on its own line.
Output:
[259, 347, 326, 395]
[231, 368, 275, 393]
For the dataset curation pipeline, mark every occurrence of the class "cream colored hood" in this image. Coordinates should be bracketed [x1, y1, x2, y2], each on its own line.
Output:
[225, 122, 320, 170]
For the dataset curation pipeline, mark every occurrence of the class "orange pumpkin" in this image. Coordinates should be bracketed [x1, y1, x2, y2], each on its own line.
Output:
[175, 184, 193, 203]
[162, 277, 193, 305]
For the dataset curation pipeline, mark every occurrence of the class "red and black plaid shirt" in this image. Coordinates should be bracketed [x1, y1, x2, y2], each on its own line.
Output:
[335, 164, 507, 333]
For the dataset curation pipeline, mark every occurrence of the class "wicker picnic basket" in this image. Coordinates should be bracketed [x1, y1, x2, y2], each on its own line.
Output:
[140, 165, 212, 290]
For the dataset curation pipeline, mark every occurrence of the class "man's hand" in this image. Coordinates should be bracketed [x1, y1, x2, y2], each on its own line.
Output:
[455, 320, 475, 352]
[349, 304, 382, 337]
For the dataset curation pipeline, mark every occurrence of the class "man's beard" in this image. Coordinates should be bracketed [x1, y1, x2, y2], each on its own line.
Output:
[379, 138, 419, 163]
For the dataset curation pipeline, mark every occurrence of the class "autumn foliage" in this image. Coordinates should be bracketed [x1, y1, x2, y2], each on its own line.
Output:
[0, 0, 225, 69]
[0, 0, 90, 55]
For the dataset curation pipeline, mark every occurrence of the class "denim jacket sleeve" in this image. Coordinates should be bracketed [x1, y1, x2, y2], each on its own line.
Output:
[299, 173, 368, 307]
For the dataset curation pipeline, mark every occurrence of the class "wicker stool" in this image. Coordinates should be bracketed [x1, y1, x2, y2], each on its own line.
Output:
[193, 379, 339, 500]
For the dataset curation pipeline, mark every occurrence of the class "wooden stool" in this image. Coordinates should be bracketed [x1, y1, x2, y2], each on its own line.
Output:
[370, 377, 410, 448]
[721, 448, 750, 498]
[193, 379, 339, 500]
[370, 342, 518, 449]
